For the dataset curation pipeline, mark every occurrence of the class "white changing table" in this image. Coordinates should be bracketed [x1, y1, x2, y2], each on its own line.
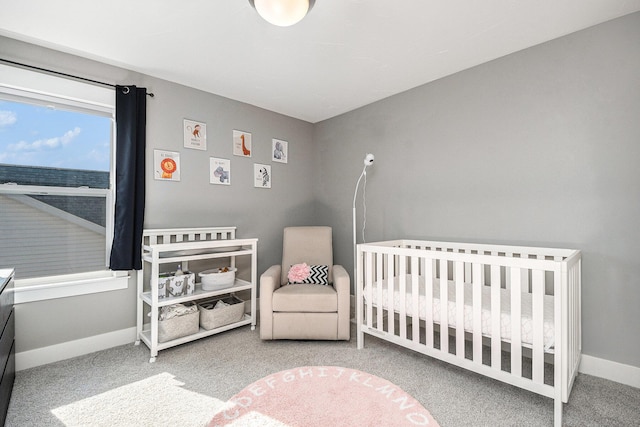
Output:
[135, 227, 257, 362]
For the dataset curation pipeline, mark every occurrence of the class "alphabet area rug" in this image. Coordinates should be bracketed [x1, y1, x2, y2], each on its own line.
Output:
[208, 366, 440, 426]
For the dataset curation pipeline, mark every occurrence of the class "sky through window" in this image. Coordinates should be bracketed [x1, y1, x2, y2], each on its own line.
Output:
[0, 99, 111, 171]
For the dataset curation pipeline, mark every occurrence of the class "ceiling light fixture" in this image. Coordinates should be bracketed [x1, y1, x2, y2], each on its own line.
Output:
[248, 0, 315, 27]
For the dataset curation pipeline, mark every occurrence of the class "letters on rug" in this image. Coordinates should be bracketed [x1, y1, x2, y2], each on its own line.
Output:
[209, 366, 439, 426]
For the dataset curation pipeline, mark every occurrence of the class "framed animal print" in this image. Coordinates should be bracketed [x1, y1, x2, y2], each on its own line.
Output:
[254, 163, 271, 188]
[184, 119, 206, 150]
[233, 130, 252, 157]
[210, 157, 230, 185]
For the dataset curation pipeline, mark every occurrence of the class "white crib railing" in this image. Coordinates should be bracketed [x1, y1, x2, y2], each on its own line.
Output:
[356, 240, 581, 427]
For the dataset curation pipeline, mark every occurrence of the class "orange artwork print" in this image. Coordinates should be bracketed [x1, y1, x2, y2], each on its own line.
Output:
[233, 130, 252, 157]
[241, 134, 251, 156]
[160, 158, 177, 178]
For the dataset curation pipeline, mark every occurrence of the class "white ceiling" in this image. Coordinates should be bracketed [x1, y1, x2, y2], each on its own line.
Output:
[1, 0, 639, 123]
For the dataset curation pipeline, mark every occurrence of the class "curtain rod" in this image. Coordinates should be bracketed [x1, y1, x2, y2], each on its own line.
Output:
[0, 58, 155, 97]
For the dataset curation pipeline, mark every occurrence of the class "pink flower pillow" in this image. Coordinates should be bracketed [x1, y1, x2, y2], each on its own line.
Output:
[287, 263, 329, 285]
[288, 263, 311, 283]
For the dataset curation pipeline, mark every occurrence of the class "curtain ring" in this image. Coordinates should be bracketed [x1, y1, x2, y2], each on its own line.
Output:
[122, 86, 130, 95]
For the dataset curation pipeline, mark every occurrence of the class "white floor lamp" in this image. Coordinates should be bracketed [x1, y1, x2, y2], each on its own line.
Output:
[352, 153, 374, 287]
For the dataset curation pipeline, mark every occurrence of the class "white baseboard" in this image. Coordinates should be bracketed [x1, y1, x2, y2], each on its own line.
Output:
[579, 354, 640, 389]
[15, 327, 137, 371]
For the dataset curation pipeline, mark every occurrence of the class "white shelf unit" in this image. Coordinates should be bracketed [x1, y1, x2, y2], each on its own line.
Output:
[135, 227, 258, 362]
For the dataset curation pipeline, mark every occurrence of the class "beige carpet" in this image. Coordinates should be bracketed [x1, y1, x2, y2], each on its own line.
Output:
[6, 323, 640, 426]
[51, 372, 223, 426]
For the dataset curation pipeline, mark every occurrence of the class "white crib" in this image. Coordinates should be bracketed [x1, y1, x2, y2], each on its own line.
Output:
[356, 240, 581, 427]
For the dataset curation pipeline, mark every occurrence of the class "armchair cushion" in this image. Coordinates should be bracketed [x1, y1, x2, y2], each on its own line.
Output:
[272, 283, 338, 312]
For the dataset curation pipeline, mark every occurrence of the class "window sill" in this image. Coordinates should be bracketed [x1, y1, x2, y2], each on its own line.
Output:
[14, 270, 130, 304]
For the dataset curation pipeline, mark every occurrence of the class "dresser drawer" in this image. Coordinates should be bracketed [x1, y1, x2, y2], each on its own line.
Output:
[0, 277, 13, 331]
[0, 309, 14, 375]
[0, 340, 15, 427]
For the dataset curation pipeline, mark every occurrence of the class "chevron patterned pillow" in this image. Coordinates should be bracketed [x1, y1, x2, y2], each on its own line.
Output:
[287, 264, 329, 285]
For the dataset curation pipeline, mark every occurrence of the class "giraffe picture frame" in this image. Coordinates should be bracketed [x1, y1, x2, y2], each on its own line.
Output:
[233, 130, 252, 157]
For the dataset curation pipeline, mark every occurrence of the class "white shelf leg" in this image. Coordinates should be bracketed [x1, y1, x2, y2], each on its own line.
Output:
[150, 255, 160, 361]
[136, 268, 144, 345]
[250, 241, 257, 330]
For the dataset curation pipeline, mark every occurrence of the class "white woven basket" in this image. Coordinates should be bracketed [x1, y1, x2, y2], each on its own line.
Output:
[199, 268, 237, 291]
[198, 295, 245, 330]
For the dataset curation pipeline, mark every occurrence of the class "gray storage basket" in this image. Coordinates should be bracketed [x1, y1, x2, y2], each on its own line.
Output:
[158, 303, 200, 343]
[198, 295, 245, 330]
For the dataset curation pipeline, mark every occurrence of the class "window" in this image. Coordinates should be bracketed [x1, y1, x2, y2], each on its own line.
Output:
[0, 65, 121, 295]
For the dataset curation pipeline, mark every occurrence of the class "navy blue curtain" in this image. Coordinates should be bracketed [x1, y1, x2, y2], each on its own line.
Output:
[109, 85, 146, 270]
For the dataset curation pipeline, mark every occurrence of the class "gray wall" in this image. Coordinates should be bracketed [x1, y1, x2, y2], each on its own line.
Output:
[314, 12, 640, 368]
[1, 36, 316, 352]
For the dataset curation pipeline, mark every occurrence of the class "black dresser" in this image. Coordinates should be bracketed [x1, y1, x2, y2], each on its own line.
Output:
[0, 269, 15, 426]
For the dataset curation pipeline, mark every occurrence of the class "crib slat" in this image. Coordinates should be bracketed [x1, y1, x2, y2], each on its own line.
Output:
[574, 260, 582, 386]
[411, 257, 420, 344]
[455, 261, 465, 359]
[505, 253, 513, 290]
[387, 255, 395, 335]
[472, 263, 483, 363]
[570, 263, 581, 379]
[566, 267, 572, 377]
[440, 259, 449, 353]
[425, 258, 434, 348]
[521, 267, 530, 294]
[366, 251, 374, 330]
[555, 268, 564, 404]
[491, 265, 501, 370]
[464, 254, 472, 283]
[570, 267, 575, 361]
[532, 269, 545, 384]
[399, 256, 407, 340]
[376, 252, 383, 330]
[510, 268, 523, 377]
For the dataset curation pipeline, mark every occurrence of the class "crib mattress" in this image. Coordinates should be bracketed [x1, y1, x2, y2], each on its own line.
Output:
[364, 275, 555, 350]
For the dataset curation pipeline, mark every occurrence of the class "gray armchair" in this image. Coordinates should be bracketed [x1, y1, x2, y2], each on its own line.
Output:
[259, 226, 350, 340]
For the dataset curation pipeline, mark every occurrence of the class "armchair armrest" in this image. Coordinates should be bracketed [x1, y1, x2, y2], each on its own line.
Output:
[332, 265, 350, 296]
[259, 265, 281, 339]
[332, 264, 351, 340]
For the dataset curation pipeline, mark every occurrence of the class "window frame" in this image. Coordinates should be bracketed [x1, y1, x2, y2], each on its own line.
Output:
[0, 66, 128, 303]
